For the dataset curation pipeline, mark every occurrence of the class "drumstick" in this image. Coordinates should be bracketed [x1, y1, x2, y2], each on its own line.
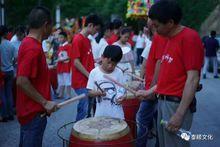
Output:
[94, 81, 104, 93]
[125, 72, 145, 82]
[40, 94, 86, 117]
[57, 93, 86, 108]
[103, 75, 136, 94]
[94, 81, 104, 102]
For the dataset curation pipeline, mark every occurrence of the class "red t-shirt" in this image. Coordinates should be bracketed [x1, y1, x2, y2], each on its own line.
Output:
[70, 34, 94, 89]
[57, 44, 71, 73]
[107, 33, 118, 45]
[16, 37, 51, 125]
[145, 34, 168, 89]
[156, 27, 204, 97]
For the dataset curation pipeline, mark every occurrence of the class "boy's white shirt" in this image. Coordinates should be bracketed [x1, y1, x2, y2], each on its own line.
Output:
[87, 66, 126, 119]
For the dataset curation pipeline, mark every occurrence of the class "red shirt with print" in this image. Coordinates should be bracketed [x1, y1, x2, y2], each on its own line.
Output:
[16, 37, 51, 125]
[145, 34, 168, 89]
[107, 33, 118, 45]
[70, 34, 94, 89]
[57, 43, 71, 73]
[156, 27, 204, 98]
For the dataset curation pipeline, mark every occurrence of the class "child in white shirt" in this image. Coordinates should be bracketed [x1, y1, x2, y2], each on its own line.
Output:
[87, 45, 126, 119]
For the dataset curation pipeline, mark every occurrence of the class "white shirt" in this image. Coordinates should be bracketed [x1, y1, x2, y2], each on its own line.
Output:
[98, 38, 108, 58]
[87, 66, 125, 119]
[141, 36, 152, 59]
[135, 34, 145, 49]
[88, 35, 100, 61]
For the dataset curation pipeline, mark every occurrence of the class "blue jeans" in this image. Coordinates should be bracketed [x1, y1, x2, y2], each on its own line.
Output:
[1, 70, 14, 118]
[75, 88, 88, 121]
[19, 114, 47, 147]
[136, 99, 157, 147]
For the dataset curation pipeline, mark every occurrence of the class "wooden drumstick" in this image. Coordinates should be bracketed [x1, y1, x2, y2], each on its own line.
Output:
[103, 75, 136, 94]
[57, 93, 86, 108]
[94, 81, 104, 93]
[94, 81, 104, 102]
[125, 72, 145, 82]
[40, 94, 86, 117]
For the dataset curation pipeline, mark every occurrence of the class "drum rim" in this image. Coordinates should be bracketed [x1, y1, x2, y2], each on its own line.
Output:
[72, 117, 130, 141]
[57, 120, 149, 146]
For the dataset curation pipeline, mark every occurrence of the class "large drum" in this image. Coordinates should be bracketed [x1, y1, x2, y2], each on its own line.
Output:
[122, 80, 143, 137]
[69, 117, 134, 147]
[122, 93, 140, 138]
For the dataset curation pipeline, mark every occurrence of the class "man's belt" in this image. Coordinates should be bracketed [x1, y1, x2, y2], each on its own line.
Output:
[156, 94, 181, 103]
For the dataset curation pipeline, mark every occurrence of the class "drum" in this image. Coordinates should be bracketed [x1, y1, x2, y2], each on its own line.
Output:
[122, 92, 140, 138]
[69, 117, 134, 147]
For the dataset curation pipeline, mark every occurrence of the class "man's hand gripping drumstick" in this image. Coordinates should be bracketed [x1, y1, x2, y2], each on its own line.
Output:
[135, 85, 157, 100]
[41, 94, 86, 117]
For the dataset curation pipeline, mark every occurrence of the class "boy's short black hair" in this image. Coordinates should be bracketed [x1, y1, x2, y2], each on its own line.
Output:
[103, 45, 122, 63]
[85, 14, 102, 27]
[59, 31, 67, 38]
[28, 6, 52, 29]
[149, 0, 182, 24]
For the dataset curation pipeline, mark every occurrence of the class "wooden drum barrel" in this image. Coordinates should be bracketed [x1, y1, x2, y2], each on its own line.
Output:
[122, 92, 140, 138]
[69, 117, 134, 147]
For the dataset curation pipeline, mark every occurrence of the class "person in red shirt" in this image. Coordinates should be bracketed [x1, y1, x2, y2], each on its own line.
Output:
[136, 1, 204, 147]
[107, 19, 122, 45]
[16, 6, 57, 147]
[136, 32, 168, 147]
[70, 14, 102, 121]
[56, 31, 72, 98]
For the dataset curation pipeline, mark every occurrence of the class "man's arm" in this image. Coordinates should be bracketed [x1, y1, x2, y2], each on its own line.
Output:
[17, 76, 57, 114]
[74, 58, 89, 78]
[135, 59, 161, 100]
[150, 59, 161, 87]
[167, 70, 199, 132]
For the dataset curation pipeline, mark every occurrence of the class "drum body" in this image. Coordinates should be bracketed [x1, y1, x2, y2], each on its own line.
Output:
[69, 117, 134, 147]
[122, 97, 140, 138]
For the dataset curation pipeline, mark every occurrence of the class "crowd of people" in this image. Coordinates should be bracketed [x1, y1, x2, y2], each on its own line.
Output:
[0, 0, 219, 147]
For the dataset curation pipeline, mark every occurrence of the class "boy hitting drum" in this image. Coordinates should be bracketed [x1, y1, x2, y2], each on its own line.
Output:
[87, 45, 126, 119]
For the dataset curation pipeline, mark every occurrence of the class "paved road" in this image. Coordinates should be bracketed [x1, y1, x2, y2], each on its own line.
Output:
[0, 73, 220, 147]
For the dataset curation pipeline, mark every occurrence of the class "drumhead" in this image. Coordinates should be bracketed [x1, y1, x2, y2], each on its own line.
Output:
[72, 117, 129, 141]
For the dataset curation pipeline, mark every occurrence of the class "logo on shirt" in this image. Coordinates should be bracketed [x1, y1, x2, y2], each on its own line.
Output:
[162, 54, 173, 63]
[97, 81, 118, 105]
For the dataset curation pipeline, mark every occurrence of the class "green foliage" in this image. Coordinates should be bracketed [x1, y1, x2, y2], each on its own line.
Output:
[177, 0, 220, 30]
[5, 0, 220, 31]
[59, 0, 127, 21]
[5, 0, 57, 27]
